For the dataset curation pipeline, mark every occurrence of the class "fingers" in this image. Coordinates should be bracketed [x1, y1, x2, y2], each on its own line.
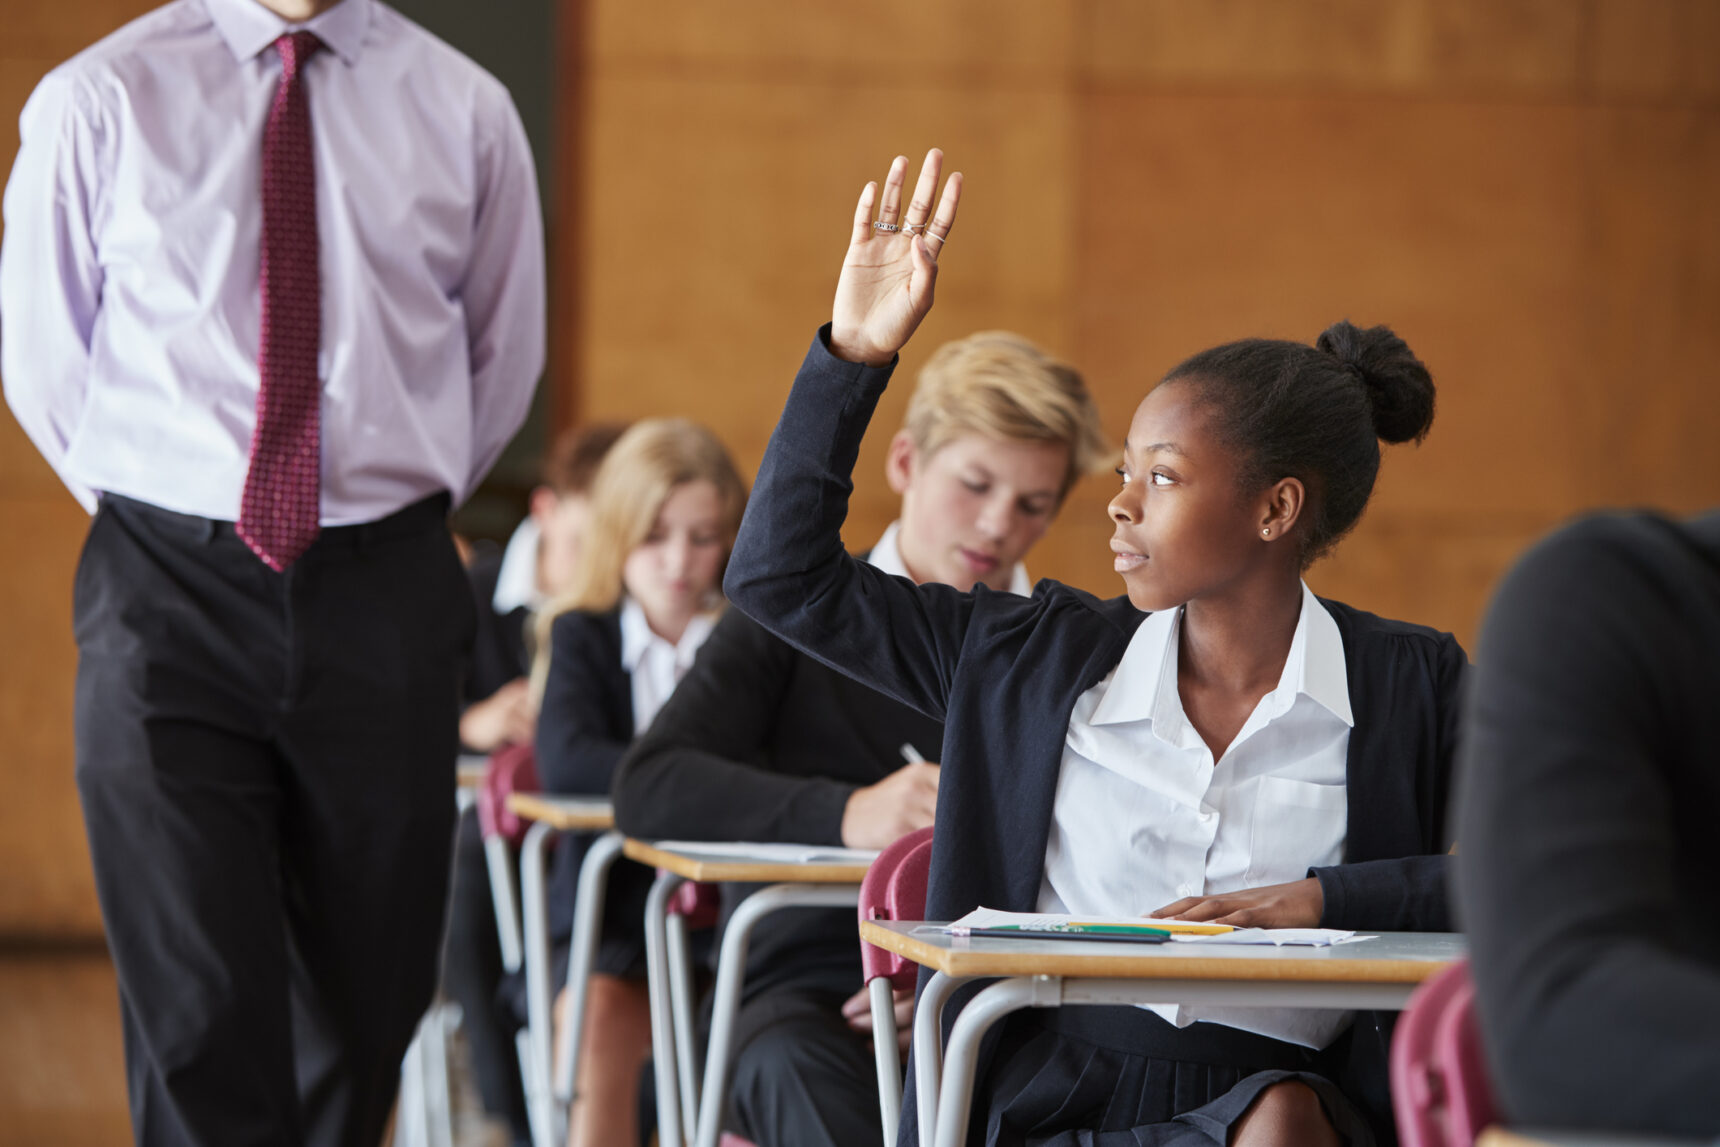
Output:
[851, 181, 877, 246]
[902, 149, 943, 229]
[1148, 898, 1203, 919]
[877, 155, 908, 227]
[923, 169, 962, 258]
[839, 987, 869, 1020]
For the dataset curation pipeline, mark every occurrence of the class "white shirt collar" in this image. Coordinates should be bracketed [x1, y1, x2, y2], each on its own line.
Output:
[205, 0, 372, 66]
[491, 517, 543, 616]
[1089, 580, 1352, 729]
[868, 520, 1033, 597]
[618, 597, 719, 676]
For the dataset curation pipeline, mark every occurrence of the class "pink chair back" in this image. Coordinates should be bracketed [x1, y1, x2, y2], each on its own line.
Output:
[476, 741, 539, 848]
[858, 827, 935, 988]
[667, 877, 722, 930]
[1390, 959, 1498, 1147]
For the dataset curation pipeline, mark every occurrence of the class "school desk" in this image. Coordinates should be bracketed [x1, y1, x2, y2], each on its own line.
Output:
[860, 921, 1465, 1147]
[506, 793, 618, 1147]
[1477, 1129, 1716, 1147]
[624, 839, 877, 1147]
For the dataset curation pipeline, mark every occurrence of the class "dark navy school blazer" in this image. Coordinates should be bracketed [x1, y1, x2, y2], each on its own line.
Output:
[725, 328, 1468, 1142]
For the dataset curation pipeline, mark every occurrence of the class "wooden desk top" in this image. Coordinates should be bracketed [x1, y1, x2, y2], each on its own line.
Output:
[622, 839, 874, 884]
[1478, 1129, 1712, 1147]
[505, 792, 615, 832]
[860, 920, 1464, 981]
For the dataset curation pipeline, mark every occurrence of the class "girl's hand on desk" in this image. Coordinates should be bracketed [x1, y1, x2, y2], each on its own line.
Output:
[459, 677, 537, 753]
[829, 150, 962, 367]
[1148, 877, 1325, 929]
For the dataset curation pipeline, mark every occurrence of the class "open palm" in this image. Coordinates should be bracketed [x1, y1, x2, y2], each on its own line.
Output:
[829, 150, 963, 366]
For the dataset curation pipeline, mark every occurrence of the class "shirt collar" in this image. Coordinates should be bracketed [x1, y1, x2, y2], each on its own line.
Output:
[618, 597, 719, 675]
[1089, 580, 1352, 729]
[205, 0, 372, 66]
[491, 518, 543, 616]
[868, 520, 1033, 597]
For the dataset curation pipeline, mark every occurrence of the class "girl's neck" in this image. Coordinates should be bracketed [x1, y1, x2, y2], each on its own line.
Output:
[640, 601, 698, 647]
[1177, 575, 1304, 699]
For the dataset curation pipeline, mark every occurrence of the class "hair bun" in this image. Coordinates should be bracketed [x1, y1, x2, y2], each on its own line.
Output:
[1316, 320, 1435, 445]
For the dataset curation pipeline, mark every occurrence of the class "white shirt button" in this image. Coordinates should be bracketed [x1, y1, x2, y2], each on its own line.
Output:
[1179, 882, 1198, 897]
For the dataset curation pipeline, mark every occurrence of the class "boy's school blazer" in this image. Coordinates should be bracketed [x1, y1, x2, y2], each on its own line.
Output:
[725, 327, 1468, 1143]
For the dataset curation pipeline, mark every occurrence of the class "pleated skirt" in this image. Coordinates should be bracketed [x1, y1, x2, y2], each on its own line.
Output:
[972, 1012, 1376, 1147]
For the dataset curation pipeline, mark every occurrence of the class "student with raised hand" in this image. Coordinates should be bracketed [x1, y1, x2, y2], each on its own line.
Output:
[611, 332, 1109, 1147]
[725, 150, 1466, 1146]
[532, 418, 748, 1147]
[1454, 512, 1720, 1137]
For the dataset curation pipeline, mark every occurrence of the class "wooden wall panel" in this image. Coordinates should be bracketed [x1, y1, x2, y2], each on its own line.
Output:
[0, 0, 155, 939]
[571, 0, 1720, 659]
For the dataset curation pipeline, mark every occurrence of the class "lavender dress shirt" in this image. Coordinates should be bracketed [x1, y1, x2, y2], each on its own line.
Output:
[0, 0, 546, 523]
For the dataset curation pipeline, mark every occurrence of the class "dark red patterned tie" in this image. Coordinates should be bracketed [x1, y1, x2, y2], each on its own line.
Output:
[238, 31, 323, 572]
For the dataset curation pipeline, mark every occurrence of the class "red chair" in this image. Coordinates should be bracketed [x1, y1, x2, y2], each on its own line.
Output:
[857, 827, 935, 1147]
[1391, 959, 1498, 1147]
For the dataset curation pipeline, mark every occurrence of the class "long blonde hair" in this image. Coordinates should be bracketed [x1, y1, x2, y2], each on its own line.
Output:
[531, 418, 747, 692]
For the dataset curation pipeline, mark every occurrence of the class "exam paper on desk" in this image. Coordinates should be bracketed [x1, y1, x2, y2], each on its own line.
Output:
[649, 841, 881, 864]
[945, 907, 1370, 947]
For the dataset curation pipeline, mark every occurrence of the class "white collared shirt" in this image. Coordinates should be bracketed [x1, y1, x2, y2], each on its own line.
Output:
[1, 0, 544, 522]
[869, 520, 1033, 596]
[619, 598, 719, 735]
[492, 518, 544, 616]
[1038, 581, 1354, 1048]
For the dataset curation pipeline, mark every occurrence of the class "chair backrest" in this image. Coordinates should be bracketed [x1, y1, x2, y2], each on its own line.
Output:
[1390, 959, 1498, 1147]
[858, 827, 935, 989]
[476, 741, 539, 848]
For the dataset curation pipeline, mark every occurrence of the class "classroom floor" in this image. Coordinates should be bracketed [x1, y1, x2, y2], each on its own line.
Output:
[0, 945, 507, 1147]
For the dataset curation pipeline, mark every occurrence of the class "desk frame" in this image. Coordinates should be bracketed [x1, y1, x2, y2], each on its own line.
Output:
[508, 794, 617, 1147]
[863, 922, 1463, 1147]
[627, 840, 872, 1147]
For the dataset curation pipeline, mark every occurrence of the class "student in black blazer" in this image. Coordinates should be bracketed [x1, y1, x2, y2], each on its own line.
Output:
[612, 331, 1110, 1147]
[724, 152, 1465, 1146]
[534, 418, 748, 1147]
[1455, 512, 1720, 1137]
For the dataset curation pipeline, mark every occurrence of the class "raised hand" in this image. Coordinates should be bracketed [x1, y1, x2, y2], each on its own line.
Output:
[830, 150, 963, 366]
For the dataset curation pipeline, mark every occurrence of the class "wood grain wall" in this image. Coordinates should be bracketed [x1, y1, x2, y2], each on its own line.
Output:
[567, 0, 1720, 656]
[2, 0, 1718, 937]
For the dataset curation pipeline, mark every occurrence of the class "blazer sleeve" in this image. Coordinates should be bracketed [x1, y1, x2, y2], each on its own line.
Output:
[723, 326, 989, 723]
[1454, 517, 1720, 1132]
[534, 611, 629, 796]
[612, 608, 857, 845]
[1313, 634, 1467, 932]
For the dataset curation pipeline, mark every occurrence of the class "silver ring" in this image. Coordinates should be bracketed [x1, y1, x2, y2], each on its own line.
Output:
[927, 228, 949, 244]
[903, 223, 927, 234]
[872, 221, 900, 233]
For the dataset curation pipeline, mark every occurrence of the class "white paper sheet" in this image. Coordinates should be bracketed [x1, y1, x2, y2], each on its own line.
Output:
[649, 841, 880, 865]
[945, 906, 1369, 946]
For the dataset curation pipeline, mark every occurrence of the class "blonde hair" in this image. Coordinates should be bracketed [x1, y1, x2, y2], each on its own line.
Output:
[905, 332, 1110, 498]
[531, 418, 747, 692]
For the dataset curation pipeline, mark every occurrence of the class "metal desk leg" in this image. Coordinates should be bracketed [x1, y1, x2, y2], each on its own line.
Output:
[554, 830, 623, 1114]
[869, 976, 903, 1147]
[518, 821, 561, 1147]
[693, 884, 861, 1147]
[913, 971, 966, 1147]
[483, 835, 524, 974]
[932, 976, 1061, 1147]
[666, 910, 702, 1131]
[645, 870, 690, 1147]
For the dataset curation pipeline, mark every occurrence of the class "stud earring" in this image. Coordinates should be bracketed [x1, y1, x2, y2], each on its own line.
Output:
[1261, 528, 1270, 537]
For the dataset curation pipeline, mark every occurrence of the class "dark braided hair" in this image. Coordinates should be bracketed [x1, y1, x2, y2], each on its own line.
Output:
[1164, 320, 1435, 567]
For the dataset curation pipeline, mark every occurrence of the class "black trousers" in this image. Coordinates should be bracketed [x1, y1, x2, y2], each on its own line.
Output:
[726, 988, 883, 1147]
[73, 494, 474, 1147]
